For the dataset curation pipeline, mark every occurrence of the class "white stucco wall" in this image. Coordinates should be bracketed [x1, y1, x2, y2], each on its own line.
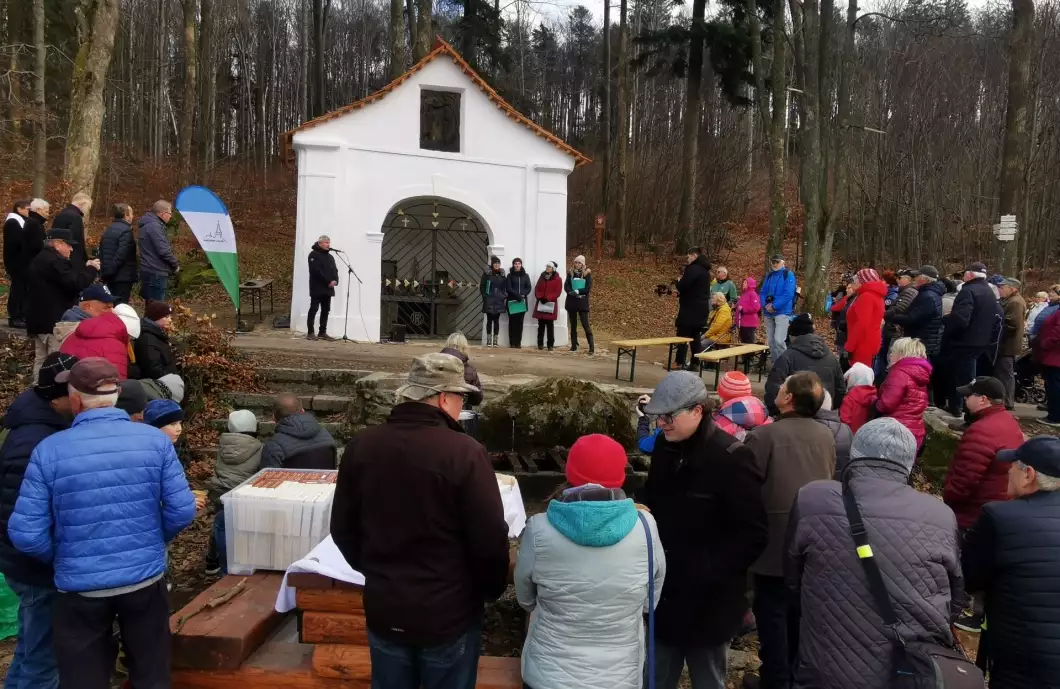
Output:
[290, 55, 577, 346]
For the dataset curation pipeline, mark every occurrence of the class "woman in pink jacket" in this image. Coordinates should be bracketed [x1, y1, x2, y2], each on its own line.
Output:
[734, 277, 761, 344]
[876, 336, 932, 449]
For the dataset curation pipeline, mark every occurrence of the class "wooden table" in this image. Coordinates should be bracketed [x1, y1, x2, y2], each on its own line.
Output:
[238, 279, 275, 323]
[611, 337, 693, 382]
[695, 343, 770, 390]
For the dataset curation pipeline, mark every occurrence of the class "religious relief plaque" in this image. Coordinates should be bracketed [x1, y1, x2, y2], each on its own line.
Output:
[420, 89, 461, 153]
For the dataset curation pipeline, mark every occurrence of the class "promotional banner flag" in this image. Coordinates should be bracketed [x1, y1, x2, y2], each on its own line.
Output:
[174, 185, 240, 309]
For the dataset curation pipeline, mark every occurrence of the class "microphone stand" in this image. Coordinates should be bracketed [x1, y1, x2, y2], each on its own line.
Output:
[331, 250, 361, 343]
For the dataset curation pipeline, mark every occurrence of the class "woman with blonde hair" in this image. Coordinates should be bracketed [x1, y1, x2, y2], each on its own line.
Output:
[700, 292, 733, 351]
[440, 331, 484, 406]
[876, 337, 932, 449]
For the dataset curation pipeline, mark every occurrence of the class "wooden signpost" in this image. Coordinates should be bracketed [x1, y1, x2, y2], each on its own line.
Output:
[594, 213, 605, 260]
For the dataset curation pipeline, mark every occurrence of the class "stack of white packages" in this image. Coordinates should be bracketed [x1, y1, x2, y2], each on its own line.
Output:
[221, 468, 337, 575]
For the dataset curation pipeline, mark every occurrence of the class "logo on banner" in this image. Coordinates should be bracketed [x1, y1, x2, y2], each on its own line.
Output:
[202, 222, 225, 243]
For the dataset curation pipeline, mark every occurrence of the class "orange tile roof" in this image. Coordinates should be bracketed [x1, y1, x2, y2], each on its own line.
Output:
[280, 37, 591, 167]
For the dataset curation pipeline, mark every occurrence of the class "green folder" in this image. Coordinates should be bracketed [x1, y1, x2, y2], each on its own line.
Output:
[572, 278, 586, 291]
[507, 300, 527, 315]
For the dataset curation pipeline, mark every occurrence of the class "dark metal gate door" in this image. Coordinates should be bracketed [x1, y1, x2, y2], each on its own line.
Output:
[380, 200, 489, 338]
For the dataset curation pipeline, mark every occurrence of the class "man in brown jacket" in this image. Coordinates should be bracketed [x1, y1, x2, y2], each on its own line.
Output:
[993, 278, 1026, 410]
[743, 371, 836, 689]
[330, 353, 509, 689]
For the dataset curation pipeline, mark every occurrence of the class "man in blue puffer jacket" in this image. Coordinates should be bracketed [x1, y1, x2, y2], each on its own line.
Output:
[759, 255, 798, 363]
[0, 352, 78, 689]
[9, 357, 196, 689]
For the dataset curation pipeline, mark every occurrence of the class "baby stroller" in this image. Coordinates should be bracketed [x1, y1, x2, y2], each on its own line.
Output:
[1015, 349, 1046, 405]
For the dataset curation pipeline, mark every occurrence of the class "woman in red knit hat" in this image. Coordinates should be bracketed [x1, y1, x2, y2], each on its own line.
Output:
[712, 371, 772, 441]
[515, 434, 665, 689]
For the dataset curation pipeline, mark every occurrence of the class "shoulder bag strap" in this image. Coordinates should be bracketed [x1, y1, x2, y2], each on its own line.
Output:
[841, 475, 906, 655]
[638, 512, 656, 689]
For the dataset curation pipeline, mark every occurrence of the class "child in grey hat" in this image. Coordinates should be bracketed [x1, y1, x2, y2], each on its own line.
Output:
[205, 409, 262, 575]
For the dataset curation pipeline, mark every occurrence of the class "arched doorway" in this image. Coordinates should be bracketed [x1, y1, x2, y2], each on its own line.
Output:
[380, 198, 490, 338]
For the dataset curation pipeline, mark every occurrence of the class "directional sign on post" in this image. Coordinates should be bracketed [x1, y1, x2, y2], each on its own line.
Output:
[993, 214, 1018, 241]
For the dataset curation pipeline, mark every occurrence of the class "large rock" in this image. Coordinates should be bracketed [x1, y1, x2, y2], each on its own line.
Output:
[479, 378, 637, 451]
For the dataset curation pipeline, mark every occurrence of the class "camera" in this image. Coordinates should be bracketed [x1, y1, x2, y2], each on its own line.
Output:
[765, 295, 775, 304]
[637, 400, 648, 414]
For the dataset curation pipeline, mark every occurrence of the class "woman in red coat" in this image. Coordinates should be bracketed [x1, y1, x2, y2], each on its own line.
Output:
[533, 261, 563, 351]
[844, 268, 888, 367]
[942, 377, 1022, 530]
[1034, 308, 1060, 425]
[59, 311, 130, 379]
[875, 337, 932, 449]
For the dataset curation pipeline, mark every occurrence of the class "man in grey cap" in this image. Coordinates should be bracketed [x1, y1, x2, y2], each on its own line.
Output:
[786, 417, 962, 689]
[638, 371, 767, 689]
[994, 278, 1026, 409]
[330, 353, 508, 689]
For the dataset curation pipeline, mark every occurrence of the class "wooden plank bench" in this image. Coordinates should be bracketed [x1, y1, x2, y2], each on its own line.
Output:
[695, 343, 771, 390]
[611, 337, 692, 382]
[170, 572, 287, 671]
[312, 644, 521, 688]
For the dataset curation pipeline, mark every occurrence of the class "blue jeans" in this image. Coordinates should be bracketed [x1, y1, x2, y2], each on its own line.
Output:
[4, 580, 58, 689]
[213, 504, 228, 575]
[764, 316, 789, 364]
[654, 641, 727, 689]
[140, 272, 169, 302]
[1044, 366, 1060, 423]
[368, 625, 481, 689]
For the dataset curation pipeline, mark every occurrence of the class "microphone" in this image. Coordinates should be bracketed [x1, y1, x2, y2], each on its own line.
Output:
[330, 248, 346, 254]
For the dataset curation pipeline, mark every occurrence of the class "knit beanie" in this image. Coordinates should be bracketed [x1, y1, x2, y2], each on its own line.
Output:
[789, 313, 814, 338]
[850, 417, 916, 474]
[489, 255, 500, 266]
[856, 268, 881, 284]
[144, 301, 173, 322]
[116, 379, 148, 415]
[565, 434, 628, 489]
[574, 255, 586, 267]
[228, 409, 258, 433]
[144, 399, 184, 429]
[158, 374, 185, 403]
[717, 371, 752, 402]
[844, 362, 875, 388]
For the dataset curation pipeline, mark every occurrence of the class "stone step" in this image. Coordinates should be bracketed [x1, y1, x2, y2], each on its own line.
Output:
[223, 391, 355, 413]
[209, 418, 346, 438]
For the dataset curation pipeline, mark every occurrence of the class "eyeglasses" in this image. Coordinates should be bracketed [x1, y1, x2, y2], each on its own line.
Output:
[655, 406, 697, 425]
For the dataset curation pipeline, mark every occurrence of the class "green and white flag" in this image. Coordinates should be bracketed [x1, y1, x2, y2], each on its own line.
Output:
[174, 185, 240, 309]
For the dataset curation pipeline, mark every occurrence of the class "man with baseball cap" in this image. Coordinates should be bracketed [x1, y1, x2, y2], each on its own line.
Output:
[637, 371, 767, 689]
[8, 357, 196, 689]
[330, 353, 508, 689]
[0, 352, 78, 688]
[759, 254, 798, 364]
[993, 278, 1026, 409]
[25, 227, 100, 378]
[943, 261, 1004, 416]
[961, 436, 1060, 687]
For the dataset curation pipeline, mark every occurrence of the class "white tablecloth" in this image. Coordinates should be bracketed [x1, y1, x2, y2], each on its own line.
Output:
[275, 474, 526, 612]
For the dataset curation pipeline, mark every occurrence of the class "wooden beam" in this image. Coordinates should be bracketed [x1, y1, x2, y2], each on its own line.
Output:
[173, 642, 362, 688]
[171, 573, 287, 671]
[312, 646, 521, 688]
[297, 587, 365, 613]
[301, 611, 369, 645]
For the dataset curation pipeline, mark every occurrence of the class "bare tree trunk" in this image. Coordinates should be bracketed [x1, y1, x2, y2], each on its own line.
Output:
[32, 0, 46, 197]
[312, 0, 329, 117]
[65, 0, 121, 198]
[299, 0, 308, 120]
[180, 0, 198, 184]
[600, 0, 611, 225]
[389, 0, 406, 79]
[413, 0, 431, 61]
[674, 0, 706, 252]
[997, 0, 1034, 275]
[614, 0, 629, 258]
[747, 0, 787, 268]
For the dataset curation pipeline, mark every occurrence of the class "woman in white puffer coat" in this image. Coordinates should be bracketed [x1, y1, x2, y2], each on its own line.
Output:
[515, 434, 666, 689]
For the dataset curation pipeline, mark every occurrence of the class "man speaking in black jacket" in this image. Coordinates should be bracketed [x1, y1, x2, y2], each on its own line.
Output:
[674, 246, 713, 370]
[306, 235, 339, 341]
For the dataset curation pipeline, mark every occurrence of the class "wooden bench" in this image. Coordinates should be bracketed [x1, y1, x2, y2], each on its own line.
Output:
[611, 337, 693, 382]
[170, 572, 287, 671]
[695, 343, 771, 390]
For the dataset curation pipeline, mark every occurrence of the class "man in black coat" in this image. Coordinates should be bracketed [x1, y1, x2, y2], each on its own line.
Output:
[50, 193, 93, 267]
[3, 198, 31, 327]
[26, 229, 99, 377]
[307, 235, 339, 341]
[943, 262, 1004, 415]
[98, 203, 138, 304]
[20, 199, 49, 275]
[639, 371, 768, 689]
[961, 436, 1060, 689]
[0, 352, 78, 689]
[764, 314, 845, 416]
[674, 246, 713, 369]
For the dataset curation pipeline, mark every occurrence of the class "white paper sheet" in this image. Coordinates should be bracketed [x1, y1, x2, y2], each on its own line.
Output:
[275, 474, 527, 613]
